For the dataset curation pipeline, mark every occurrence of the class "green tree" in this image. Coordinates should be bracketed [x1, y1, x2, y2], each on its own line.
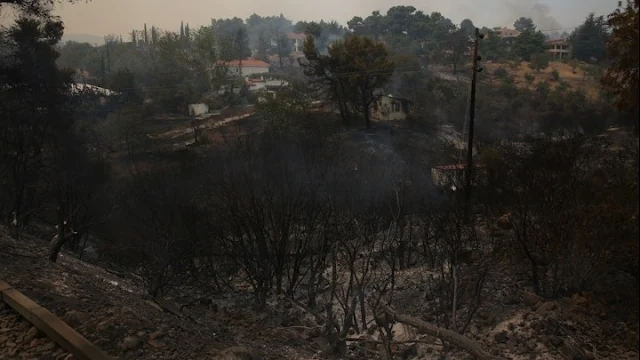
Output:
[480, 29, 506, 60]
[602, 0, 639, 126]
[256, 33, 269, 61]
[303, 34, 394, 128]
[0, 16, 76, 238]
[569, 13, 608, 63]
[0, 0, 81, 16]
[529, 52, 550, 72]
[449, 27, 470, 74]
[514, 17, 535, 32]
[233, 27, 250, 75]
[106, 68, 141, 104]
[274, 30, 292, 69]
[151, 26, 159, 44]
[513, 26, 546, 61]
[460, 18, 475, 37]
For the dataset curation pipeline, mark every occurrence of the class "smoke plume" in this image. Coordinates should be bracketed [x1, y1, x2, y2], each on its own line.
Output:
[504, 0, 562, 31]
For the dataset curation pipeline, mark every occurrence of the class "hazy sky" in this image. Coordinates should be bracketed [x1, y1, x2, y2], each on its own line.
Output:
[50, 0, 617, 37]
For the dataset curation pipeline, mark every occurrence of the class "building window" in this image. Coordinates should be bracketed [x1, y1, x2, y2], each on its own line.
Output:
[392, 102, 401, 113]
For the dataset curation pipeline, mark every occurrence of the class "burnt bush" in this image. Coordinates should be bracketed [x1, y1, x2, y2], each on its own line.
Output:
[484, 137, 639, 299]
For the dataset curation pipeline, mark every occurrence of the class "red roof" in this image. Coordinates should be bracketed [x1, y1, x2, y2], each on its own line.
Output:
[217, 59, 270, 67]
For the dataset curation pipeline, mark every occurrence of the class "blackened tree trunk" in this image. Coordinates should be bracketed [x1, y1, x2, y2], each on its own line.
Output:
[48, 206, 66, 262]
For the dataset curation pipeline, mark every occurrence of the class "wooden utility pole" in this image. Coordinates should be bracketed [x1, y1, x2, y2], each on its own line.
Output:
[463, 28, 482, 221]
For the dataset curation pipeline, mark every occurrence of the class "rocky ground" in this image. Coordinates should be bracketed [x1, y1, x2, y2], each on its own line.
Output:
[1, 226, 639, 360]
[0, 301, 75, 360]
[0, 230, 319, 360]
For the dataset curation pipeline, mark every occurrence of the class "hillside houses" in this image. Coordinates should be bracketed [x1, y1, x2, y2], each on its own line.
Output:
[216, 59, 271, 76]
[545, 38, 572, 60]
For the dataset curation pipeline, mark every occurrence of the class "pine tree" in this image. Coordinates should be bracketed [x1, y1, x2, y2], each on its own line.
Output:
[105, 39, 111, 73]
[151, 26, 159, 44]
[131, 29, 137, 45]
[143, 23, 149, 44]
[184, 23, 191, 45]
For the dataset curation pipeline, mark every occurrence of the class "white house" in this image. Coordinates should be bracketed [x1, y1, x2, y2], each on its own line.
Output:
[217, 59, 270, 77]
[371, 94, 412, 121]
[286, 33, 307, 53]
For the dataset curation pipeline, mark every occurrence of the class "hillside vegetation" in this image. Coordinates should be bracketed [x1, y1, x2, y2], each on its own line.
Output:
[1, 1, 638, 359]
[485, 61, 602, 99]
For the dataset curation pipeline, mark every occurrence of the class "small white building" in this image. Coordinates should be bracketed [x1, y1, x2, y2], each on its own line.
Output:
[431, 163, 488, 191]
[286, 33, 307, 53]
[217, 59, 270, 77]
[187, 103, 209, 117]
[371, 94, 412, 121]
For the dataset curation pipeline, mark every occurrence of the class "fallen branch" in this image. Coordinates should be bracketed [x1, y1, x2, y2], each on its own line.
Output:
[375, 302, 505, 360]
[284, 296, 336, 330]
[346, 337, 444, 346]
[104, 268, 125, 278]
[0, 250, 38, 259]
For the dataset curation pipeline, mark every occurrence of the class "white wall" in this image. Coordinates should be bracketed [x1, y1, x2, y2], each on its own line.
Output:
[372, 96, 408, 121]
[188, 103, 209, 117]
[228, 66, 269, 76]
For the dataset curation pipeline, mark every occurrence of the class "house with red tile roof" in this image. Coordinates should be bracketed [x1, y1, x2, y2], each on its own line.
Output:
[216, 59, 271, 76]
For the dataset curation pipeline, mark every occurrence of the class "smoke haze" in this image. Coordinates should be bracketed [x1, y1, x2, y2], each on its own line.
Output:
[0, 0, 618, 38]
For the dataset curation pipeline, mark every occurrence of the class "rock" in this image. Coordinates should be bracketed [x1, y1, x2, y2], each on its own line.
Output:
[570, 293, 590, 306]
[526, 339, 538, 351]
[537, 302, 557, 313]
[62, 311, 88, 328]
[522, 292, 542, 307]
[214, 346, 261, 360]
[42, 342, 56, 351]
[149, 330, 164, 340]
[548, 335, 563, 347]
[148, 340, 166, 349]
[122, 335, 143, 351]
[391, 323, 415, 342]
[494, 331, 509, 344]
[496, 213, 513, 229]
[26, 326, 38, 338]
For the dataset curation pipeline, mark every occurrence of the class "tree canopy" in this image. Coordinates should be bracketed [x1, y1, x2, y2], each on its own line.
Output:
[602, 0, 639, 127]
[569, 13, 609, 63]
[303, 34, 394, 127]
